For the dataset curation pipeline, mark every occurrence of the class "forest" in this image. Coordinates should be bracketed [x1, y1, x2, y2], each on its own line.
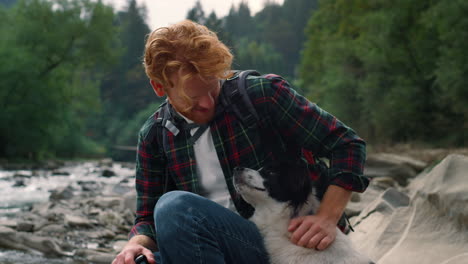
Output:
[0, 0, 466, 161]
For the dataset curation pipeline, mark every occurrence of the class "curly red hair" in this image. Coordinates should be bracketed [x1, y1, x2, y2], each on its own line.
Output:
[143, 20, 233, 89]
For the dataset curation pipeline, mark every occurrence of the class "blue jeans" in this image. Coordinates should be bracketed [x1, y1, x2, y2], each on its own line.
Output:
[152, 191, 270, 264]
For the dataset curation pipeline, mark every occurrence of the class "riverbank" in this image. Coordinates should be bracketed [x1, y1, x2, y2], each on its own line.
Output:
[1, 148, 467, 263]
[0, 159, 136, 263]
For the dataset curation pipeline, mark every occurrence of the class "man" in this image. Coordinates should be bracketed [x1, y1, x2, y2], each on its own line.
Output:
[113, 20, 369, 264]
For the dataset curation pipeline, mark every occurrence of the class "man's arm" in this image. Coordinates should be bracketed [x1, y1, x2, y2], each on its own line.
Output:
[251, 74, 369, 250]
[129, 117, 167, 242]
[113, 115, 166, 263]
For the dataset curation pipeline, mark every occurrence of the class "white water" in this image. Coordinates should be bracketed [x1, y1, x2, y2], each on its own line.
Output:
[0, 161, 134, 217]
[0, 160, 136, 263]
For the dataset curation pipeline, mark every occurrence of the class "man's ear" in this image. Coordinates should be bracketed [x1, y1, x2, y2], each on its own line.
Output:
[150, 80, 165, 97]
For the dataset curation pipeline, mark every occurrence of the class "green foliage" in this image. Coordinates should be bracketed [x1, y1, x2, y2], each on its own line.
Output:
[100, 0, 151, 117]
[109, 102, 162, 161]
[233, 38, 283, 74]
[93, 0, 155, 161]
[300, 0, 468, 146]
[186, 0, 205, 24]
[0, 0, 118, 159]
[423, 0, 468, 116]
[225, 2, 255, 41]
[188, 0, 317, 79]
[3, 0, 466, 161]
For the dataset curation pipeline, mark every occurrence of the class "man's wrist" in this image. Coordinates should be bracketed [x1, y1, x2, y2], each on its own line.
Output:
[128, 235, 158, 251]
[316, 185, 352, 224]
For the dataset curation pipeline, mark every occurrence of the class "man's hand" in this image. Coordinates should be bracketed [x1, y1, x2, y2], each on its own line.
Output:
[288, 185, 353, 251]
[288, 214, 337, 250]
[112, 235, 157, 264]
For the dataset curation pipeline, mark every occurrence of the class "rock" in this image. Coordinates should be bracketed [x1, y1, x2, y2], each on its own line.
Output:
[65, 214, 94, 228]
[408, 154, 468, 227]
[87, 207, 103, 216]
[101, 169, 116, 177]
[371, 176, 397, 190]
[13, 172, 32, 178]
[77, 180, 101, 192]
[122, 208, 136, 226]
[112, 183, 133, 195]
[31, 201, 74, 223]
[97, 229, 116, 239]
[121, 162, 135, 169]
[367, 153, 428, 171]
[350, 154, 468, 264]
[98, 211, 126, 229]
[123, 190, 137, 213]
[98, 158, 113, 167]
[365, 153, 425, 186]
[16, 222, 34, 232]
[112, 240, 128, 252]
[49, 185, 74, 201]
[345, 184, 383, 218]
[31, 202, 54, 217]
[51, 170, 70, 176]
[348, 188, 411, 261]
[0, 226, 72, 257]
[75, 249, 115, 264]
[0, 219, 17, 229]
[36, 224, 67, 234]
[85, 229, 116, 239]
[12, 179, 26, 187]
[350, 187, 410, 227]
[92, 197, 123, 209]
[350, 192, 361, 202]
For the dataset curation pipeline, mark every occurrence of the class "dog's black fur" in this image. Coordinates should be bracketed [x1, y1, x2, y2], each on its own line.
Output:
[259, 160, 314, 212]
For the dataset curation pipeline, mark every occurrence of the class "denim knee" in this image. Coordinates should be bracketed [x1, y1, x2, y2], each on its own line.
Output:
[153, 191, 200, 240]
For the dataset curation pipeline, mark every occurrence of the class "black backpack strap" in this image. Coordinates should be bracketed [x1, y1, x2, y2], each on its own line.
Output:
[221, 70, 261, 127]
[154, 101, 173, 193]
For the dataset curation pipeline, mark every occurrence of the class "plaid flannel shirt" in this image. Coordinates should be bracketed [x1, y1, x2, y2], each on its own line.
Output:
[129, 74, 369, 242]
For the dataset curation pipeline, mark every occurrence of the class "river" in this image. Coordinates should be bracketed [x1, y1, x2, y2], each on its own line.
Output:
[0, 160, 135, 263]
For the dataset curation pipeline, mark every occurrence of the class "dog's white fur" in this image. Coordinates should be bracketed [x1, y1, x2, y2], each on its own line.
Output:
[234, 167, 373, 264]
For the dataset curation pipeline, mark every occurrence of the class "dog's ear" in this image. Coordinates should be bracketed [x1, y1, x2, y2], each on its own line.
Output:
[281, 160, 312, 199]
[262, 159, 312, 207]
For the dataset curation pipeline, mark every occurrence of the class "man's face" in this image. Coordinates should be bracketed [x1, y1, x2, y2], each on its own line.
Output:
[165, 72, 220, 124]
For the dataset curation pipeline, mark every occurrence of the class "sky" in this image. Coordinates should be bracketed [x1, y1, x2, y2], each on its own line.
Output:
[106, 0, 284, 30]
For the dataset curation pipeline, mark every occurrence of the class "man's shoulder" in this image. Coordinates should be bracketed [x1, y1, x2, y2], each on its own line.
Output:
[138, 104, 165, 142]
[243, 73, 287, 99]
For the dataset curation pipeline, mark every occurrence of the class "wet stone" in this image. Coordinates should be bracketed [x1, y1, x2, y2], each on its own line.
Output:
[49, 186, 74, 201]
[101, 169, 116, 178]
[12, 180, 26, 187]
[16, 222, 34, 232]
[51, 170, 70, 176]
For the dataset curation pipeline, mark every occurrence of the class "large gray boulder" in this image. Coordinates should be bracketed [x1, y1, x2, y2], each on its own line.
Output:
[0, 226, 72, 257]
[365, 153, 427, 186]
[349, 154, 468, 264]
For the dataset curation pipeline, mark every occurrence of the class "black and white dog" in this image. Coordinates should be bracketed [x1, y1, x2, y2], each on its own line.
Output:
[233, 161, 374, 264]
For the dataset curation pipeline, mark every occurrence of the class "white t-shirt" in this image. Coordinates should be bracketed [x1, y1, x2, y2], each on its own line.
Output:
[178, 113, 236, 211]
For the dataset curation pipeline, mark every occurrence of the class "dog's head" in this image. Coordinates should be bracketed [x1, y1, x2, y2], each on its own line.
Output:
[233, 160, 316, 214]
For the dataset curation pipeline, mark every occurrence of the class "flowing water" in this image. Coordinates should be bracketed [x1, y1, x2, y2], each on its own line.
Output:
[0, 161, 135, 263]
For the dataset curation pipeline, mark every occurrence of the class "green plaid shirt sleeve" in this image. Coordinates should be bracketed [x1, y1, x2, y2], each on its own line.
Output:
[128, 113, 165, 242]
[249, 74, 368, 192]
